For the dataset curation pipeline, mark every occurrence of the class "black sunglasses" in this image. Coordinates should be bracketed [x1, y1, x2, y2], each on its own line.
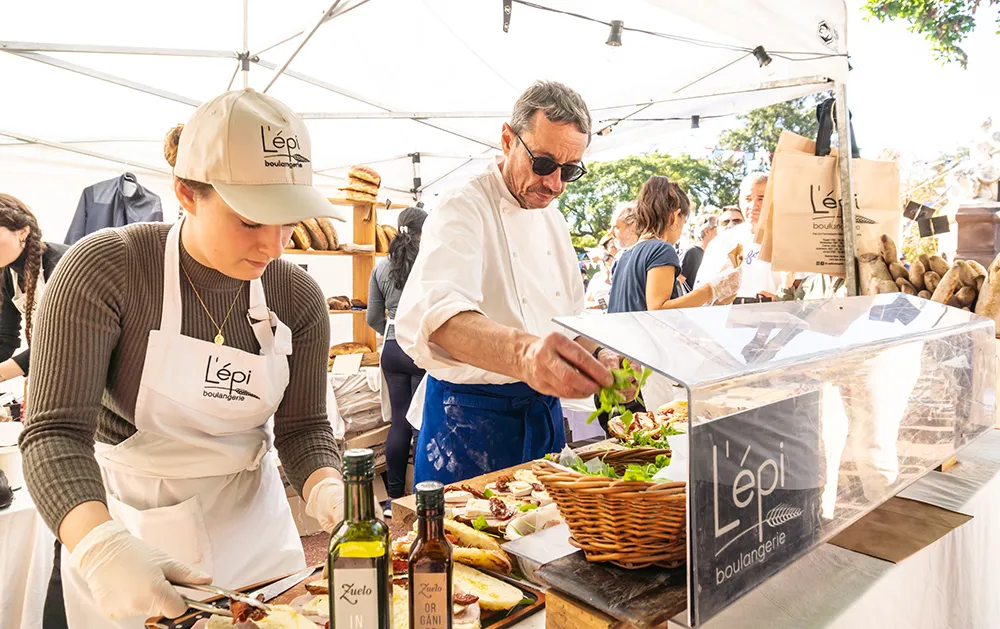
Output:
[515, 133, 587, 182]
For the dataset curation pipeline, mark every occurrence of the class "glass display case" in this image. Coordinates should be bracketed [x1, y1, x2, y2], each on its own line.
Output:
[556, 294, 996, 627]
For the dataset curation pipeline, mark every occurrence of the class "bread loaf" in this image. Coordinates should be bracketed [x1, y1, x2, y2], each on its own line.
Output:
[382, 225, 398, 241]
[341, 179, 379, 196]
[375, 225, 390, 253]
[302, 218, 329, 250]
[317, 217, 339, 250]
[291, 223, 311, 250]
[348, 165, 381, 186]
[343, 189, 378, 204]
[330, 342, 370, 356]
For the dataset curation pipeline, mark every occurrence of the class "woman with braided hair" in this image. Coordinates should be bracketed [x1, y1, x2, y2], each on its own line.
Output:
[0, 194, 68, 383]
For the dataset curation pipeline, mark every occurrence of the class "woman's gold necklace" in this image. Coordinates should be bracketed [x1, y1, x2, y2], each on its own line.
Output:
[180, 265, 245, 345]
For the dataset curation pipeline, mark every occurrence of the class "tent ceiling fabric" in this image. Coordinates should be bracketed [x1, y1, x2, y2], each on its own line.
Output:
[0, 0, 848, 202]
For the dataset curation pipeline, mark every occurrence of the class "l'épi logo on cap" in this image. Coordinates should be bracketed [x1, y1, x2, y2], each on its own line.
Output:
[260, 125, 309, 169]
[203, 356, 261, 402]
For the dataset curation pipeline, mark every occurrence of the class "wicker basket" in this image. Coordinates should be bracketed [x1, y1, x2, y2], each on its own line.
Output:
[577, 445, 672, 476]
[533, 460, 686, 570]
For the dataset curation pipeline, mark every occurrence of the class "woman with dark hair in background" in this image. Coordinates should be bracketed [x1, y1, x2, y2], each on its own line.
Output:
[0, 194, 69, 382]
[367, 207, 428, 513]
[0, 194, 70, 629]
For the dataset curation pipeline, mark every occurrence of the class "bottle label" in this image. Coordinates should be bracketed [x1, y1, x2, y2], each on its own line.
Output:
[412, 573, 449, 629]
[333, 567, 379, 629]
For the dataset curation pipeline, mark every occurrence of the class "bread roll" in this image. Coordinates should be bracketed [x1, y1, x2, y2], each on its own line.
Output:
[327, 296, 352, 311]
[291, 223, 311, 250]
[888, 262, 908, 282]
[895, 277, 917, 295]
[348, 165, 381, 186]
[908, 259, 926, 290]
[879, 234, 899, 265]
[375, 225, 390, 253]
[341, 179, 379, 196]
[317, 217, 339, 250]
[928, 255, 950, 277]
[302, 218, 329, 250]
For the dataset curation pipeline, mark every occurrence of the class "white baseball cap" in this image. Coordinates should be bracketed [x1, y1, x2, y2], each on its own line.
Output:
[174, 88, 348, 223]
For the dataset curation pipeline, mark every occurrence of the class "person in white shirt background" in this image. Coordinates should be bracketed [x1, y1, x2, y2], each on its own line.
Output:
[395, 80, 632, 485]
[695, 172, 786, 303]
[584, 234, 614, 310]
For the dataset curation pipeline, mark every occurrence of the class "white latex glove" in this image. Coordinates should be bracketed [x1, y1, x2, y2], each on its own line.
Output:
[305, 477, 346, 532]
[71, 520, 212, 620]
[709, 267, 743, 304]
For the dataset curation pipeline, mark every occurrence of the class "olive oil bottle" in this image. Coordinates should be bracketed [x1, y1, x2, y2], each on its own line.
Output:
[409, 481, 453, 629]
[328, 449, 391, 629]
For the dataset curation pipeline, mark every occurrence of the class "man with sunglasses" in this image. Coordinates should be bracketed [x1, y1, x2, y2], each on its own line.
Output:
[395, 80, 630, 486]
[718, 206, 744, 232]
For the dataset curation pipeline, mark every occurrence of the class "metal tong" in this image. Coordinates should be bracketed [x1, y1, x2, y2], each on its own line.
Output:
[171, 581, 274, 618]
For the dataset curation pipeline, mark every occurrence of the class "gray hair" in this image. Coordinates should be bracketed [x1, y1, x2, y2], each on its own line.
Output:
[739, 171, 768, 197]
[510, 80, 592, 142]
[694, 214, 718, 240]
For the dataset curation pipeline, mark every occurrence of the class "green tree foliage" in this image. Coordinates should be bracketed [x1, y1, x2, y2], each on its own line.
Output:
[559, 98, 819, 249]
[863, 0, 1000, 68]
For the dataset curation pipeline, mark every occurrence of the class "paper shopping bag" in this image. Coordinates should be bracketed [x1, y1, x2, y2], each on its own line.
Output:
[770, 152, 901, 275]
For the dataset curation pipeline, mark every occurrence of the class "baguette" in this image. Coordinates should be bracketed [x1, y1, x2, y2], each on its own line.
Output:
[453, 548, 513, 576]
[928, 255, 950, 277]
[859, 253, 893, 296]
[967, 260, 988, 279]
[453, 563, 523, 611]
[443, 519, 503, 552]
[974, 253, 1000, 322]
[955, 286, 977, 307]
[931, 264, 963, 304]
[908, 260, 927, 291]
[302, 218, 329, 251]
[956, 260, 976, 287]
[879, 234, 899, 266]
[305, 579, 328, 595]
[888, 262, 908, 282]
[896, 277, 917, 295]
[348, 165, 381, 186]
[924, 271, 941, 294]
[291, 223, 311, 250]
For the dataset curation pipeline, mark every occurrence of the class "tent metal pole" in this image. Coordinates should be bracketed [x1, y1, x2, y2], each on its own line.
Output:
[262, 0, 343, 93]
[0, 41, 235, 58]
[834, 81, 859, 296]
[300, 111, 509, 120]
[590, 76, 835, 112]
[242, 0, 250, 89]
[411, 153, 422, 203]
[6, 51, 201, 107]
[254, 59, 500, 150]
[0, 130, 171, 175]
[249, 0, 374, 58]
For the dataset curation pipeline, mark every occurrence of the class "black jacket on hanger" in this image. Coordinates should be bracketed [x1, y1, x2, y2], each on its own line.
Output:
[64, 172, 163, 245]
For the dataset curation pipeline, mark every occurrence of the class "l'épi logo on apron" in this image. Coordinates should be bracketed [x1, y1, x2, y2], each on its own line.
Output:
[203, 356, 260, 402]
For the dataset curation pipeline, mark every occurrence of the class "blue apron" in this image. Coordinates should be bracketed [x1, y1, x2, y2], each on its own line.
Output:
[413, 377, 566, 486]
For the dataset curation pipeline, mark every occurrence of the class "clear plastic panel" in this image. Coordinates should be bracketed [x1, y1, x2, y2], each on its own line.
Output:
[556, 295, 996, 626]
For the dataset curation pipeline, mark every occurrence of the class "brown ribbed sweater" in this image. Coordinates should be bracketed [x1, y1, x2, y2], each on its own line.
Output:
[19, 222, 341, 533]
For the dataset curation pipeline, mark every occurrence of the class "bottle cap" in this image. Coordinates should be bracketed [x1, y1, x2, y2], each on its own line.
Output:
[343, 449, 375, 480]
[415, 481, 445, 511]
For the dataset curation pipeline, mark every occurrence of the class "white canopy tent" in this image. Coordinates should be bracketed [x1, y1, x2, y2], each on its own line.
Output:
[0, 0, 857, 288]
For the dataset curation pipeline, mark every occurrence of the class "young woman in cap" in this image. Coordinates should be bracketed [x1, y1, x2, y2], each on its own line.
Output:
[19, 89, 348, 627]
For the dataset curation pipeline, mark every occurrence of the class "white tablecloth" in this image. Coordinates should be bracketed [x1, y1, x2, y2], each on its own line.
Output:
[1, 490, 56, 629]
[513, 431, 1000, 629]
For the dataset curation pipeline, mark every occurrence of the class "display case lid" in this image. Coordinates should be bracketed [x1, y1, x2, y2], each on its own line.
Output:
[556, 294, 994, 387]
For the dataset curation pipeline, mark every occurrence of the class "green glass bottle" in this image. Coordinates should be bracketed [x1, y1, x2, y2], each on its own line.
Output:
[328, 449, 392, 629]
[409, 481, 453, 629]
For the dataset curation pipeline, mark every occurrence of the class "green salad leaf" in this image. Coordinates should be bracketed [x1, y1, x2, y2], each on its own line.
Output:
[473, 515, 489, 531]
[586, 358, 654, 424]
[483, 488, 494, 498]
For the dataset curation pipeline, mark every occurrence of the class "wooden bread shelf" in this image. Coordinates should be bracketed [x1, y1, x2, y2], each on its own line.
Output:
[284, 248, 374, 256]
[327, 197, 410, 210]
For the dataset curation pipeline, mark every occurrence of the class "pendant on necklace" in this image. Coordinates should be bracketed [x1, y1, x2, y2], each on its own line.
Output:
[214, 333, 225, 345]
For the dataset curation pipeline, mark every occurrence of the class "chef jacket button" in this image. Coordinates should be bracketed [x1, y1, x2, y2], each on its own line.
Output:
[522, 297, 528, 305]
[547, 250, 552, 256]
[556, 291, 562, 297]
[512, 251, 518, 258]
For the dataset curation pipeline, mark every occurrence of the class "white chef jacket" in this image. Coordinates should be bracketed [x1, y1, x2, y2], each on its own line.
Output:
[395, 157, 584, 385]
[695, 223, 784, 298]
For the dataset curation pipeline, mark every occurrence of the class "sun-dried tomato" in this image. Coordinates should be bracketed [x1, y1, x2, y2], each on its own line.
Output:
[453, 591, 480, 606]
[494, 475, 512, 493]
[392, 558, 409, 574]
[489, 497, 513, 520]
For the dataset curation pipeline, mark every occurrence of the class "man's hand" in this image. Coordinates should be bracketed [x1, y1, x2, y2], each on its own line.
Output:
[596, 348, 637, 403]
[520, 334, 613, 399]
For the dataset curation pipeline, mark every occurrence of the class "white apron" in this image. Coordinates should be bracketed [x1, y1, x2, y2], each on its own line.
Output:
[62, 219, 305, 628]
[379, 318, 393, 424]
[10, 267, 45, 315]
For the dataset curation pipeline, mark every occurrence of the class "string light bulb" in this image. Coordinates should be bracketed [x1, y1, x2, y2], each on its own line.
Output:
[691, 115, 700, 129]
[606, 20, 623, 46]
[753, 45, 772, 67]
[597, 124, 615, 136]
